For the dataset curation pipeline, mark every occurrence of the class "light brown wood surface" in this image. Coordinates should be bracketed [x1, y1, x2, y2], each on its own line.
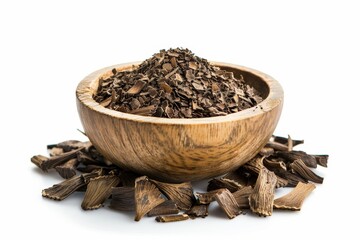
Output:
[76, 62, 283, 182]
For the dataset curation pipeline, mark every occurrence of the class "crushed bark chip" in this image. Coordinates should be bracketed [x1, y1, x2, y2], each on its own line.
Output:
[186, 204, 209, 218]
[147, 200, 179, 217]
[110, 187, 135, 211]
[134, 176, 165, 221]
[274, 182, 316, 211]
[55, 158, 78, 179]
[249, 168, 277, 217]
[215, 188, 242, 219]
[150, 179, 194, 210]
[155, 214, 190, 223]
[81, 175, 120, 210]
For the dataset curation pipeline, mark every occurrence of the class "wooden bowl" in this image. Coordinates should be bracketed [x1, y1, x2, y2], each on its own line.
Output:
[76, 62, 283, 182]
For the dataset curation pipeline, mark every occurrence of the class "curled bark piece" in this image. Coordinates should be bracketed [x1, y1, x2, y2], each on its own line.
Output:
[147, 200, 179, 217]
[32, 147, 84, 171]
[196, 189, 221, 204]
[272, 168, 307, 187]
[290, 160, 324, 184]
[274, 182, 316, 210]
[31, 155, 48, 169]
[129, 105, 156, 116]
[42, 171, 99, 200]
[223, 169, 257, 187]
[276, 151, 317, 168]
[261, 159, 289, 188]
[81, 175, 120, 210]
[271, 135, 304, 147]
[77, 151, 104, 166]
[242, 155, 265, 175]
[134, 176, 165, 221]
[150, 179, 194, 210]
[126, 80, 146, 95]
[207, 178, 242, 192]
[263, 158, 287, 172]
[249, 168, 277, 216]
[232, 186, 253, 208]
[110, 187, 135, 211]
[186, 204, 209, 218]
[155, 214, 189, 223]
[55, 158, 78, 179]
[47, 140, 90, 152]
[313, 154, 328, 167]
[215, 188, 242, 219]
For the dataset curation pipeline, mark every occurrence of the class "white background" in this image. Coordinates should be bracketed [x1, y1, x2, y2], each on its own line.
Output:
[1, 0, 359, 239]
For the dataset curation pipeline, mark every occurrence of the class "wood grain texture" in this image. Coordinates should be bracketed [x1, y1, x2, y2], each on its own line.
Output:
[76, 62, 283, 182]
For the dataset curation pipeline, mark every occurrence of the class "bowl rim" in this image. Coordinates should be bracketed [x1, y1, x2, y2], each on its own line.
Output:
[76, 62, 283, 125]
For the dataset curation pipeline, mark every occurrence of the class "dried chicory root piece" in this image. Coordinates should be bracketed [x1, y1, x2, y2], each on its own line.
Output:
[232, 186, 253, 208]
[81, 175, 120, 210]
[290, 159, 324, 184]
[32, 147, 84, 171]
[249, 168, 277, 216]
[134, 176, 165, 221]
[273, 182, 316, 211]
[150, 179, 194, 210]
[313, 155, 328, 167]
[42, 171, 100, 201]
[196, 189, 222, 204]
[215, 188, 242, 219]
[242, 155, 265, 175]
[271, 135, 304, 148]
[276, 151, 317, 168]
[47, 140, 91, 152]
[55, 158, 79, 179]
[186, 204, 209, 218]
[110, 187, 135, 211]
[155, 214, 190, 223]
[207, 178, 243, 192]
[147, 200, 179, 217]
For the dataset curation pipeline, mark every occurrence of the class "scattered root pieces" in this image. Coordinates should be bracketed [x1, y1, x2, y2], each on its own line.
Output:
[249, 168, 277, 217]
[155, 214, 190, 223]
[134, 176, 165, 221]
[274, 182, 316, 211]
[32, 134, 327, 222]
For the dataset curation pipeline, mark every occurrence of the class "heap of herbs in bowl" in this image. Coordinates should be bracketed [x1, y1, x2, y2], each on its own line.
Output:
[76, 48, 283, 182]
